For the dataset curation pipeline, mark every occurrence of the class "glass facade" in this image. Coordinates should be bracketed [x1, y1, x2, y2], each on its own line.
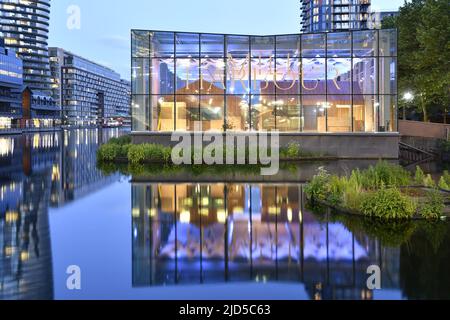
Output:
[50, 48, 131, 126]
[132, 29, 397, 133]
[300, 0, 371, 33]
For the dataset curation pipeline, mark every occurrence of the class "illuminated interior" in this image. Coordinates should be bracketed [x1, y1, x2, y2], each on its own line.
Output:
[132, 29, 397, 133]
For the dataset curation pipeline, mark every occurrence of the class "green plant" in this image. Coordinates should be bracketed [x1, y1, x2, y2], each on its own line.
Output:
[281, 142, 302, 158]
[419, 190, 445, 219]
[360, 187, 417, 219]
[304, 167, 330, 202]
[97, 143, 122, 162]
[108, 135, 132, 145]
[438, 176, 449, 190]
[414, 166, 426, 185]
[423, 174, 436, 188]
[443, 170, 450, 185]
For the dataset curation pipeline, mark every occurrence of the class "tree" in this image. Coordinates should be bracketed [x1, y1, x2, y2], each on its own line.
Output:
[383, 0, 450, 123]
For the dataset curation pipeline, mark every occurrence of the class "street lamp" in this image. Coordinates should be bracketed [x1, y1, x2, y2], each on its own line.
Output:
[403, 92, 414, 102]
[402, 92, 414, 120]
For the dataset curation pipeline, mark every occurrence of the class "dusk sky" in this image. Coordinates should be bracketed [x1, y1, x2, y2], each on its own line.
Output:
[48, 0, 405, 80]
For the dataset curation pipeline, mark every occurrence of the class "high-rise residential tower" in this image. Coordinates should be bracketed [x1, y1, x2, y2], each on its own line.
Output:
[300, 0, 371, 33]
[0, 0, 52, 95]
[49, 48, 131, 126]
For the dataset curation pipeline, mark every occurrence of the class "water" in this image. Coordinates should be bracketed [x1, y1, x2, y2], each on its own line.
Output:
[1, 129, 449, 300]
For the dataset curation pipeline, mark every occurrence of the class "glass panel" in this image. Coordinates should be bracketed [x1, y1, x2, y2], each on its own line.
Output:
[353, 57, 377, 95]
[327, 95, 352, 132]
[379, 95, 397, 132]
[132, 95, 150, 131]
[153, 95, 175, 131]
[251, 36, 275, 57]
[301, 58, 326, 94]
[200, 95, 224, 131]
[275, 56, 301, 95]
[301, 33, 326, 58]
[353, 95, 377, 132]
[132, 58, 149, 95]
[276, 35, 300, 58]
[226, 95, 249, 131]
[302, 95, 326, 132]
[379, 57, 397, 95]
[176, 58, 200, 94]
[252, 95, 276, 131]
[327, 58, 352, 94]
[176, 95, 199, 131]
[150, 58, 175, 95]
[201, 58, 225, 94]
[226, 35, 250, 57]
[379, 29, 397, 56]
[226, 56, 250, 94]
[132, 31, 150, 57]
[327, 32, 351, 57]
[251, 56, 275, 95]
[275, 96, 301, 132]
[227, 184, 250, 281]
[150, 32, 174, 57]
[353, 30, 377, 57]
[176, 33, 200, 57]
[201, 34, 225, 57]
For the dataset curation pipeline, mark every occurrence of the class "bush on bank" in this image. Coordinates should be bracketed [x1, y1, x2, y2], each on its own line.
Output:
[97, 136, 325, 165]
[305, 161, 447, 220]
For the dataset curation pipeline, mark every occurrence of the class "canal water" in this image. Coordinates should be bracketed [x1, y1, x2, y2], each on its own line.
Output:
[0, 129, 449, 300]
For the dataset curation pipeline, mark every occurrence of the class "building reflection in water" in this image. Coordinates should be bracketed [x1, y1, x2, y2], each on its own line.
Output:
[0, 129, 124, 299]
[132, 183, 401, 300]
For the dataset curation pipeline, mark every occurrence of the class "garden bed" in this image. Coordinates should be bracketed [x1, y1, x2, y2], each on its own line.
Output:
[305, 162, 450, 220]
[96, 135, 332, 165]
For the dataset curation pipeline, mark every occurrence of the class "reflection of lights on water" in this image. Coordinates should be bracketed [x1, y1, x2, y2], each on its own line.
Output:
[0, 138, 14, 156]
[217, 209, 227, 224]
[132, 208, 140, 217]
[180, 210, 191, 224]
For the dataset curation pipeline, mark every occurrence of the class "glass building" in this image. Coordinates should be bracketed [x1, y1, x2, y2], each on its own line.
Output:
[131, 29, 397, 134]
[0, 0, 53, 95]
[49, 48, 131, 126]
[0, 37, 23, 128]
[300, 0, 371, 33]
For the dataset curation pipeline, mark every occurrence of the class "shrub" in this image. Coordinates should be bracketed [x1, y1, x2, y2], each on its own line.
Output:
[438, 176, 449, 190]
[281, 142, 301, 158]
[414, 166, 426, 185]
[97, 143, 122, 162]
[349, 162, 411, 190]
[360, 187, 417, 219]
[443, 170, 450, 185]
[419, 190, 444, 219]
[108, 135, 132, 145]
[423, 174, 436, 188]
[127, 144, 172, 164]
[304, 167, 330, 202]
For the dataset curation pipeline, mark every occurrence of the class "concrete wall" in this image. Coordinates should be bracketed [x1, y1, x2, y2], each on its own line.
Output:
[399, 120, 450, 140]
[132, 131, 400, 159]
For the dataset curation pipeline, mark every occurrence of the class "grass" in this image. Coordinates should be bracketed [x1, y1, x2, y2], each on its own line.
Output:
[305, 161, 447, 220]
[97, 135, 328, 165]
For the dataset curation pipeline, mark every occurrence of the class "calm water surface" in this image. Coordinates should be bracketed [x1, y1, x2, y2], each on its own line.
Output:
[0, 129, 449, 300]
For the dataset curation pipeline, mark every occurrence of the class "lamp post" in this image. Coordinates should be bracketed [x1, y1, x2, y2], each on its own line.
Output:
[402, 92, 414, 120]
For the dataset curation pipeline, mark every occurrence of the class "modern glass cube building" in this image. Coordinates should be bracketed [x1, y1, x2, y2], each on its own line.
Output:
[132, 29, 397, 136]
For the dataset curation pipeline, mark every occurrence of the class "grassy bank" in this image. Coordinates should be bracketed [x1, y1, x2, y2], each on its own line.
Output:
[305, 162, 450, 220]
[97, 135, 327, 165]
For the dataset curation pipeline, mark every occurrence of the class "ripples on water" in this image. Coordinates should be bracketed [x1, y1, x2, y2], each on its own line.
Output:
[0, 129, 449, 300]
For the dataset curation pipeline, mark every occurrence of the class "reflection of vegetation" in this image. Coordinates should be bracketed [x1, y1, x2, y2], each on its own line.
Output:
[400, 221, 450, 300]
[305, 162, 448, 220]
[326, 211, 417, 247]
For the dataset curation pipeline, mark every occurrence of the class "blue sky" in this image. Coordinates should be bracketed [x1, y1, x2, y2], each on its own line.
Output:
[49, 0, 405, 80]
